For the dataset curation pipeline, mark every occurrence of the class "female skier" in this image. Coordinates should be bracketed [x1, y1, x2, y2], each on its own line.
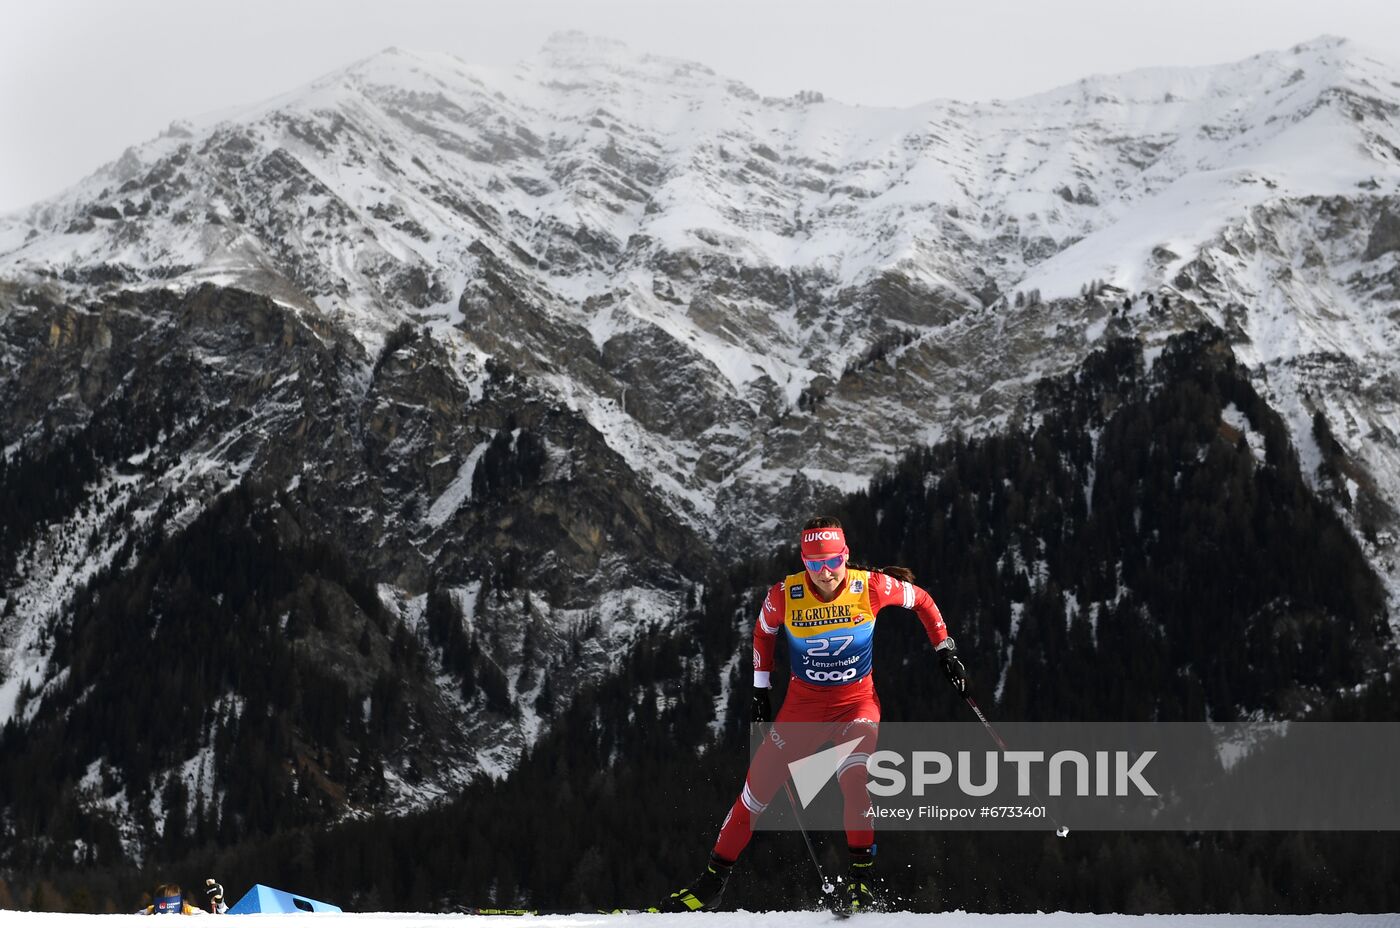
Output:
[662, 516, 968, 913]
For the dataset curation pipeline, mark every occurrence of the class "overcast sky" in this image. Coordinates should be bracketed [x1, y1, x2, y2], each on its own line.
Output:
[3, 0, 1399, 213]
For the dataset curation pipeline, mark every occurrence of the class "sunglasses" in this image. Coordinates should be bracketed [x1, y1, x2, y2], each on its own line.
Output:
[802, 554, 846, 572]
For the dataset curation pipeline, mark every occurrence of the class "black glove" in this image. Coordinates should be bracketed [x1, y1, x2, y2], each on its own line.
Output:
[751, 686, 772, 724]
[205, 879, 224, 912]
[939, 643, 968, 695]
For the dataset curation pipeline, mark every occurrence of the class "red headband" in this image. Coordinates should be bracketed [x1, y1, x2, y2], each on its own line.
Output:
[800, 526, 847, 558]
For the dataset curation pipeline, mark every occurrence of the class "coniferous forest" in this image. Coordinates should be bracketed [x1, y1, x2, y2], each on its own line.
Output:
[1, 325, 1396, 913]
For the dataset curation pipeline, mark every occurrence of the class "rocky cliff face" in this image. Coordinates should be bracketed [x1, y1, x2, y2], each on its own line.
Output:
[0, 279, 704, 841]
[2, 33, 1399, 852]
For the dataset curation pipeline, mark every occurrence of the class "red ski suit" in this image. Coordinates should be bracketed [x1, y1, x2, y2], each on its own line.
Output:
[712, 568, 951, 862]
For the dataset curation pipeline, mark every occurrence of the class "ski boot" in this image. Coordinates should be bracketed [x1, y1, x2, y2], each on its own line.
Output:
[844, 846, 879, 914]
[660, 854, 733, 912]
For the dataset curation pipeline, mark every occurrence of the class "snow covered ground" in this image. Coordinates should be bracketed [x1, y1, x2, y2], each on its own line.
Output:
[2, 912, 1398, 926]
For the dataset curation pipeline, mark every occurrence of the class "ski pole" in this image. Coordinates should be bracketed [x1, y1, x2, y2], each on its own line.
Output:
[762, 722, 837, 896]
[962, 695, 1070, 838]
[780, 778, 837, 895]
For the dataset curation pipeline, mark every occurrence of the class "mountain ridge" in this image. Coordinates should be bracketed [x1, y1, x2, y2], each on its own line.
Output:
[1, 33, 1398, 859]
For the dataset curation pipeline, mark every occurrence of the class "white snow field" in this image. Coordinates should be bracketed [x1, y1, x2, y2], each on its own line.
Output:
[1, 912, 1399, 927]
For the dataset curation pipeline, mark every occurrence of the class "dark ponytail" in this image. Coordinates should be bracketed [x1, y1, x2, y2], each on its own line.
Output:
[845, 561, 916, 582]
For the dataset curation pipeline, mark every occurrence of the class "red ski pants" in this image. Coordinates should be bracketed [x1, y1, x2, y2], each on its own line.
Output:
[712, 676, 881, 863]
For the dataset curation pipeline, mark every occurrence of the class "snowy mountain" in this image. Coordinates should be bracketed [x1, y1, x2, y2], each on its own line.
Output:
[4, 34, 1398, 538]
[2, 32, 1400, 862]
